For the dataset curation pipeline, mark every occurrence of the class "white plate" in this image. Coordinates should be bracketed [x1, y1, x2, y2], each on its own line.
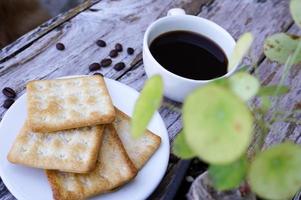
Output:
[0, 77, 170, 200]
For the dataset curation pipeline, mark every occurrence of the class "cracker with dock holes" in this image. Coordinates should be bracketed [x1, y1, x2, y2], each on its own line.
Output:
[45, 109, 162, 199]
[27, 76, 115, 133]
[46, 125, 138, 200]
[113, 108, 161, 169]
[7, 122, 104, 173]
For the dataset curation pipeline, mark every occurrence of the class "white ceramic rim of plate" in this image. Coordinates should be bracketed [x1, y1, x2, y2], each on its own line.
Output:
[0, 75, 170, 200]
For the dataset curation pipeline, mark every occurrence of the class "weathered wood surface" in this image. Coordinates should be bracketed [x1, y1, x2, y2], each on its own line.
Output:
[118, 0, 301, 198]
[0, 0, 101, 62]
[0, 0, 209, 199]
[0, 0, 300, 199]
[0, 0, 208, 121]
[198, 0, 293, 60]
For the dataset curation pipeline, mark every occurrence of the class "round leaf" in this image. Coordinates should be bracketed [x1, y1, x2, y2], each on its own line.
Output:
[228, 72, 260, 101]
[248, 142, 301, 200]
[131, 75, 163, 138]
[209, 156, 248, 191]
[290, 0, 301, 28]
[183, 84, 253, 164]
[173, 131, 196, 159]
[228, 32, 254, 71]
[264, 33, 301, 64]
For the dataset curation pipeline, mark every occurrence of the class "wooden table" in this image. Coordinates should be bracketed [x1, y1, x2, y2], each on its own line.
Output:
[0, 0, 300, 199]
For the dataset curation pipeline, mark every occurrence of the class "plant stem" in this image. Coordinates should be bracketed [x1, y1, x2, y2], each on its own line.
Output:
[253, 110, 270, 152]
[252, 40, 301, 153]
[273, 117, 301, 125]
[270, 40, 301, 125]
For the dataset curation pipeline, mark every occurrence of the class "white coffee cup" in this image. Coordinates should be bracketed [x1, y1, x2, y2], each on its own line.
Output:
[143, 8, 237, 102]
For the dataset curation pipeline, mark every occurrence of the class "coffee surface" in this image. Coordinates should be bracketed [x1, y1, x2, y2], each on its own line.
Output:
[149, 31, 228, 80]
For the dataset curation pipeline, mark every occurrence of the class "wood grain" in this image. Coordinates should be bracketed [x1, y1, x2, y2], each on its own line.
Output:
[0, 0, 208, 121]
[0, 0, 101, 62]
[0, 0, 300, 199]
[0, 0, 209, 199]
[198, 0, 293, 63]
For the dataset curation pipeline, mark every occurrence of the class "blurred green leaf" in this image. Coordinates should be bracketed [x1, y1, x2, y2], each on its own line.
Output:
[228, 33, 254, 71]
[264, 33, 301, 64]
[261, 96, 271, 112]
[183, 84, 253, 164]
[209, 156, 248, 191]
[248, 142, 301, 200]
[172, 131, 196, 159]
[257, 85, 289, 96]
[213, 78, 229, 87]
[237, 65, 250, 72]
[228, 72, 260, 101]
[290, 0, 301, 28]
[131, 75, 163, 138]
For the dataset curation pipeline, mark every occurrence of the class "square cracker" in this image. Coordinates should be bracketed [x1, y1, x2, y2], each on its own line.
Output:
[27, 76, 115, 132]
[113, 108, 161, 169]
[7, 122, 104, 173]
[46, 125, 138, 200]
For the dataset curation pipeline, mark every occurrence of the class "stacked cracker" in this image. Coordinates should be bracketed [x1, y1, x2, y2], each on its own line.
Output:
[7, 76, 161, 200]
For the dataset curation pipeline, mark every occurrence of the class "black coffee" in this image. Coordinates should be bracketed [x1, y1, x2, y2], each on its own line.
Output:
[149, 31, 228, 80]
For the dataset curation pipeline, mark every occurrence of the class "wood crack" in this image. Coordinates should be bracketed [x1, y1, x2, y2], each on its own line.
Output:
[295, 133, 301, 143]
[283, 123, 297, 140]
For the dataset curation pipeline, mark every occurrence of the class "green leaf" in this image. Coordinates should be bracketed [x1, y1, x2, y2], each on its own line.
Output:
[131, 75, 163, 138]
[228, 72, 260, 101]
[264, 33, 301, 64]
[228, 33, 254, 71]
[172, 131, 196, 159]
[257, 85, 289, 96]
[209, 156, 248, 191]
[237, 65, 250, 72]
[213, 78, 229, 87]
[248, 142, 301, 200]
[260, 96, 271, 112]
[183, 84, 253, 164]
[290, 0, 301, 28]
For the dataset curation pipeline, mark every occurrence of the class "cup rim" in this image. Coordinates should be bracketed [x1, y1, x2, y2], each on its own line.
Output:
[143, 14, 237, 84]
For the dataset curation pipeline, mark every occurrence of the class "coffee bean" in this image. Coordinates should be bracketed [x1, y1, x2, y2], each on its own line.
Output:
[56, 43, 65, 51]
[114, 62, 125, 71]
[100, 58, 112, 67]
[93, 72, 103, 76]
[109, 50, 118, 58]
[3, 98, 14, 109]
[127, 47, 134, 55]
[2, 87, 16, 98]
[96, 40, 106, 47]
[115, 43, 123, 52]
[89, 63, 101, 71]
